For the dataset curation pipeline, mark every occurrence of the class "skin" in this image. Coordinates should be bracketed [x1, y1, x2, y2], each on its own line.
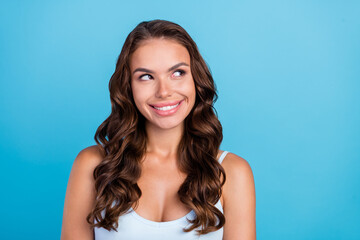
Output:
[61, 38, 256, 240]
[129, 38, 197, 220]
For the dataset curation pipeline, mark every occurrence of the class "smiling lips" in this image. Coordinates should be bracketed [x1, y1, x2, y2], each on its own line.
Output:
[149, 100, 183, 116]
[150, 100, 182, 108]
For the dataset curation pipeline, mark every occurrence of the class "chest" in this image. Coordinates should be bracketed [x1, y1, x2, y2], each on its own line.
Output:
[133, 161, 190, 222]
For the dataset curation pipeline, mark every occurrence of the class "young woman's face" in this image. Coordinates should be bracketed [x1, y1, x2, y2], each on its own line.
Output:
[130, 38, 196, 130]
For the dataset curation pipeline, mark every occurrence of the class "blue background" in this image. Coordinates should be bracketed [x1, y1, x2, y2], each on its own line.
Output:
[1, 0, 359, 239]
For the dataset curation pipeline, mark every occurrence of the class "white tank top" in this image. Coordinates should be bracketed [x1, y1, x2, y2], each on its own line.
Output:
[95, 151, 229, 240]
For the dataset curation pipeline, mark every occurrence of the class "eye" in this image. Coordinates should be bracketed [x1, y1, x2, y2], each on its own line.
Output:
[172, 69, 185, 78]
[139, 74, 153, 81]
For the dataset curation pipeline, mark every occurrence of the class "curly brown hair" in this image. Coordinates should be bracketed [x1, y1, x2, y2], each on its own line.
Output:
[86, 19, 225, 235]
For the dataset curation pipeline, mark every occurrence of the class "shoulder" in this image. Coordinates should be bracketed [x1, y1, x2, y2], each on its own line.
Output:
[221, 152, 255, 202]
[218, 150, 255, 205]
[61, 145, 105, 239]
[75, 145, 104, 165]
[221, 152, 254, 181]
[220, 152, 256, 239]
[71, 145, 105, 174]
[67, 144, 105, 198]
[65, 145, 105, 192]
[63, 145, 105, 191]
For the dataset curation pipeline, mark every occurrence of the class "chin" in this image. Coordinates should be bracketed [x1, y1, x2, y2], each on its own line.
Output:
[153, 120, 184, 130]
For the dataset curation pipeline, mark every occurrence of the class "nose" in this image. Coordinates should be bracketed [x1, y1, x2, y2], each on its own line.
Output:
[155, 77, 172, 98]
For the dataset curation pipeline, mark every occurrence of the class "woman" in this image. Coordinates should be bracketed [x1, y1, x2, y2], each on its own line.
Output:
[61, 20, 256, 240]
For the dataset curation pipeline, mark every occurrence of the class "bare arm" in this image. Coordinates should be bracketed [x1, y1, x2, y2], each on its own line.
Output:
[222, 153, 256, 240]
[61, 146, 103, 240]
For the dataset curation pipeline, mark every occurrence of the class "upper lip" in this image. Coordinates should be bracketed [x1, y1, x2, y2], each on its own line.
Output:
[150, 100, 183, 108]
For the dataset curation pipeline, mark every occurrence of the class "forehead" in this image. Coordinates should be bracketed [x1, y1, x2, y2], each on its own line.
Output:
[130, 38, 190, 70]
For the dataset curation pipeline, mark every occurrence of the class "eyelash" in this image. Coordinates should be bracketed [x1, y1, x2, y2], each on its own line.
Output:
[173, 69, 186, 77]
[138, 69, 186, 80]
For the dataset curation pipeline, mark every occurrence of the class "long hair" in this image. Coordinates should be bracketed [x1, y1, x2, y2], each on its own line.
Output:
[87, 19, 225, 235]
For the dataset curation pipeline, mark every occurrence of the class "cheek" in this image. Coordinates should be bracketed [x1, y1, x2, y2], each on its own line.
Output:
[184, 80, 196, 101]
[131, 84, 145, 108]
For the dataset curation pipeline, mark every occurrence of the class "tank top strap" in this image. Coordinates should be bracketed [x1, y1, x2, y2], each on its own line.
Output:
[218, 151, 229, 164]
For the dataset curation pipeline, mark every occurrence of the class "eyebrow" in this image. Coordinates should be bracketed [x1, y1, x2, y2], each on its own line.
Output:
[132, 62, 189, 75]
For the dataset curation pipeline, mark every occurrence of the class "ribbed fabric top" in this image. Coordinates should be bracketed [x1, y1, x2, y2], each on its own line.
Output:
[95, 150, 229, 240]
[218, 150, 229, 164]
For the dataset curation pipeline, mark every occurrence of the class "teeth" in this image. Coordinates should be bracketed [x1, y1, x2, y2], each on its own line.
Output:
[153, 102, 180, 111]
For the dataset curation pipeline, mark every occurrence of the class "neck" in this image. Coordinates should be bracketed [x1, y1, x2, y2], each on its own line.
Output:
[145, 121, 184, 158]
